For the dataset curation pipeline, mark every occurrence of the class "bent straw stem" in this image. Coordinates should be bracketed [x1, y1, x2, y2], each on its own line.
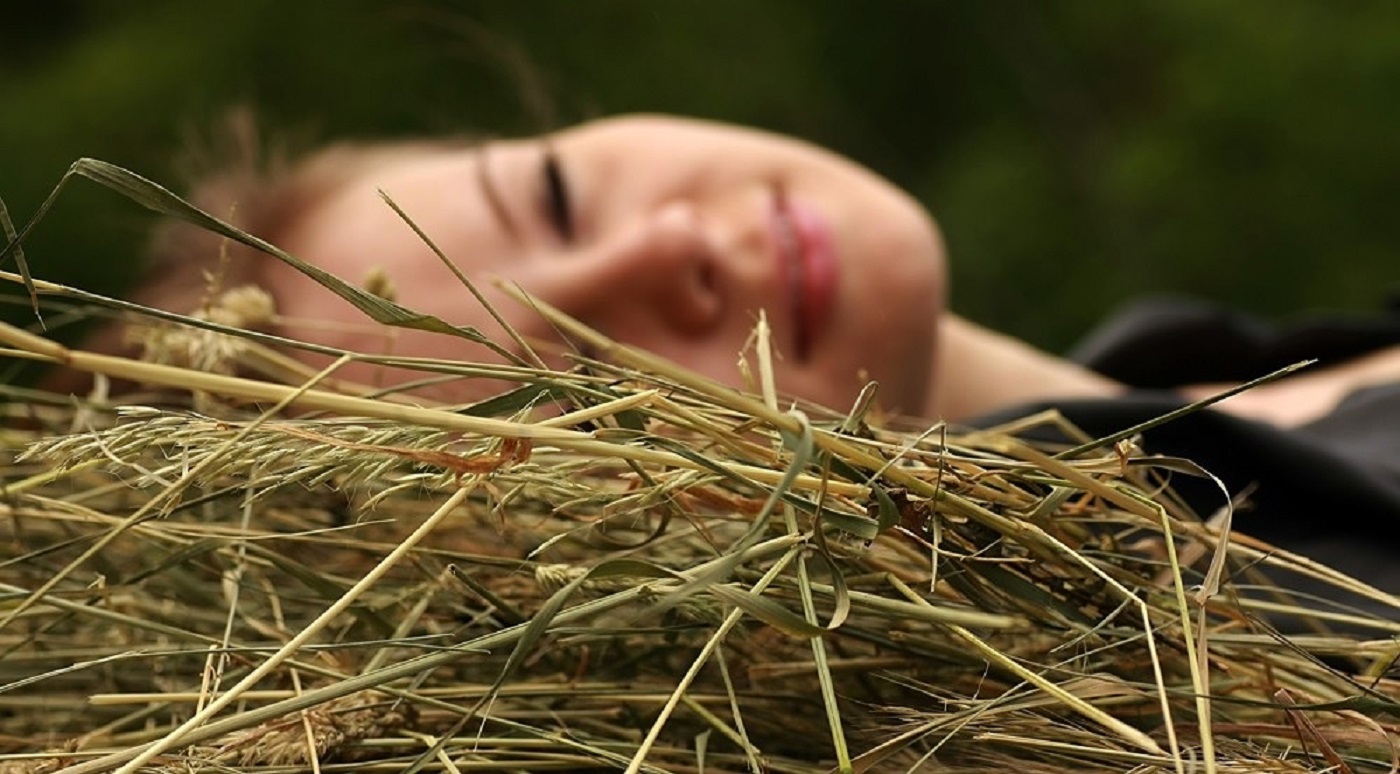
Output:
[0, 319, 862, 498]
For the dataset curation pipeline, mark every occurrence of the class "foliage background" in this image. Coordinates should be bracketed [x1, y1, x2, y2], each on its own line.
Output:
[3, 1, 1398, 358]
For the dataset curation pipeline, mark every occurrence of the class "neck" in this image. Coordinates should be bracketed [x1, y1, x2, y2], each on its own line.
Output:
[927, 314, 1125, 422]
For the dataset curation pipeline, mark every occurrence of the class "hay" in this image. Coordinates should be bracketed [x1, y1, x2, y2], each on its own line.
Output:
[1, 162, 1398, 773]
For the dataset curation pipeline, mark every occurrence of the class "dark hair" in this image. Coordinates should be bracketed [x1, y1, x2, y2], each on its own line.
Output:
[143, 110, 484, 315]
[49, 109, 480, 392]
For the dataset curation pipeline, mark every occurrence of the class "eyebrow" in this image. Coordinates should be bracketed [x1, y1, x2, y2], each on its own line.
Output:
[476, 143, 521, 243]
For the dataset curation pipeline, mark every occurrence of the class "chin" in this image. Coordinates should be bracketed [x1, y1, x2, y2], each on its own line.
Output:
[804, 350, 930, 418]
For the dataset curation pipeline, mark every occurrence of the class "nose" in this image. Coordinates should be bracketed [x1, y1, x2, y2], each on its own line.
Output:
[548, 201, 725, 337]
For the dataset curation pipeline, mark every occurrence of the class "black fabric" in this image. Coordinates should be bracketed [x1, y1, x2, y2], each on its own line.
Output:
[973, 298, 1400, 602]
[976, 389, 1400, 590]
[1069, 294, 1400, 388]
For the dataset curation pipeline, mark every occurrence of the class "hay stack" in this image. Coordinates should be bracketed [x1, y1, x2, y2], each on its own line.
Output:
[0, 160, 1397, 773]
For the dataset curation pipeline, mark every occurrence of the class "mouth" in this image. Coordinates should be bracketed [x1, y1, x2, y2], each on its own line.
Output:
[772, 187, 838, 362]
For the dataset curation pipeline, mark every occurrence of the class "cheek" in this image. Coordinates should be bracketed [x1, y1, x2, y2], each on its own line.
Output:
[873, 216, 947, 336]
[849, 196, 945, 311]
[878, 200, 946, 279]
[839, 230, 944, 413]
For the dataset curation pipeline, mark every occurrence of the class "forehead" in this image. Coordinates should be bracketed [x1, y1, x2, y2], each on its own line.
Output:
[554, 114, 779, 155]
[281, 146, 504, 272]
[315, 145, 483, 226]
[270, 142, 555, 357]
[284, 115, 797, 255]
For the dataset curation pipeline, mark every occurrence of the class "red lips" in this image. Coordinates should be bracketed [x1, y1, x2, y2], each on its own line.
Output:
[773, 188, 838, 362]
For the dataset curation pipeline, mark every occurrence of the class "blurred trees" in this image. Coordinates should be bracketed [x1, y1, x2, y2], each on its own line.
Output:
[3, 0, 1397, 355]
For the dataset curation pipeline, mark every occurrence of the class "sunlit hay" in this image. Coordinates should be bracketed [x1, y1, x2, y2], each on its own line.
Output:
[192, 691, 413, 768]
[5, 312, 1399, 774]
[2, 162, 1399, 773]
[126, 284, 274, 374]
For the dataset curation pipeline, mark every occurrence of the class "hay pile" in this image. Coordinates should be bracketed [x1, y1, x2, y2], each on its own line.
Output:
[1, 161, 1398, 773]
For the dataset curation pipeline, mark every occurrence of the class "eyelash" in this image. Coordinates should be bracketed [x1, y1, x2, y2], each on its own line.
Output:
[542, 149, 574, 242]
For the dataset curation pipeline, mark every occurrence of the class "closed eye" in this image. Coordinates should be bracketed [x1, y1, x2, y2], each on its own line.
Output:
[542, 147, 574, 242]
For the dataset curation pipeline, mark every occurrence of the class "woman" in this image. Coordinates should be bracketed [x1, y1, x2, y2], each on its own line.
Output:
[115, 112, 1400, 596]
[135, 113, 1400, 426]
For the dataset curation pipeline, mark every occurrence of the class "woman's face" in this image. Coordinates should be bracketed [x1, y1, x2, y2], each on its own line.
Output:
[267, 115, 946, 414]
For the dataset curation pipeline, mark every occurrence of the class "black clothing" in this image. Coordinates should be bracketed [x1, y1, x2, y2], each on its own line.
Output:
[976, 297, 1400, 597]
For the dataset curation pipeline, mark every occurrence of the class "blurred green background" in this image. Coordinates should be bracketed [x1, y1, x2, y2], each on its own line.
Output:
[3, 0, 1398, 358]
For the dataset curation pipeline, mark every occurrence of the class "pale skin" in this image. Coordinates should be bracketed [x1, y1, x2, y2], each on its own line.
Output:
[246, 115, 1396, 427]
